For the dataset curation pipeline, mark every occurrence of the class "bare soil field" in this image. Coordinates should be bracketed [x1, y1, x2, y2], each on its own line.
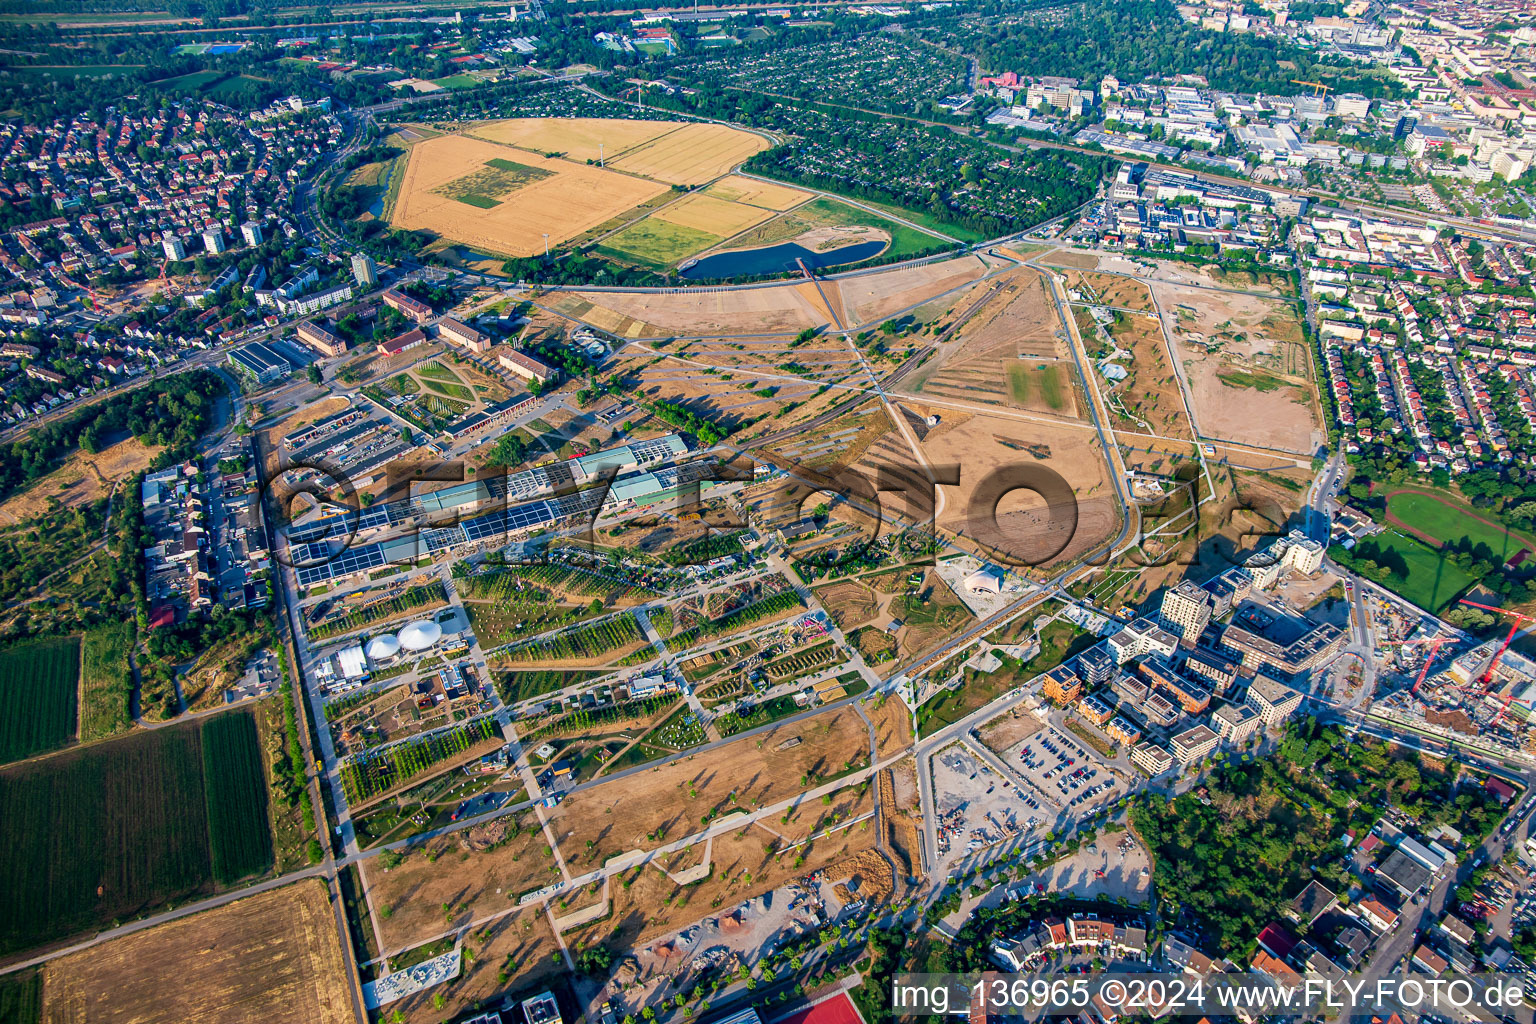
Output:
[838, 255, 989, 328]
[866, 694, 914, 760]
[813, 580, 880, 629]
[1040, 249, 1099, 270]
[389, 907, 564, 1024]
[1152, 281, 1320, 454]
[703, 175, 812, 210]
[361, 810, 557, 952]
[553, 286, 830, 337]
[465, 117, 676, 162]
[1103, 311, 1193, 440]
[391, 133, 666, 257]
[0, 437, 157, 524]
[920, 413, 1117, 570]
[1060, 270, 1156, 311]
[608, 123, 770, 185]
[977, 708, 1044, 756]
[563, 823, 876, 954]
[39, 879, 352, 1024]
[879, 759, 922, 881]
[547, 707, 871, 865]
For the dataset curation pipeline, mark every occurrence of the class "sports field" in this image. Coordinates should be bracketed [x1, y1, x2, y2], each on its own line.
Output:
[1347, 529, 1477, 613]
[0, 636, 80, 765]
[1385, 488, 1533, 562]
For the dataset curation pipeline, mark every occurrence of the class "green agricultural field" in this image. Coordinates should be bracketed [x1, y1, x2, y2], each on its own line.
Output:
[80, 623, 133, 742]
[201, 713, 273, 884]
[597, 218, 722, 269]
[1217, 369, 1285, 393]
[430, 74, 483, 90]
[1346, 530, 1477, 613]
[1385, 488, 1533, 563]
[432, 157, 553, 208]
[1006, 361, 1070, 412]
[0, 636, 80, 765]
[0, 710, 272, 957]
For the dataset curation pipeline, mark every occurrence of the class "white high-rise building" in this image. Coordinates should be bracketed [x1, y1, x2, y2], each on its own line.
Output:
[240, 221, 264, 246]
[351, 253, 377, 287]
[202, 228, 226, 255]
[162, 236, 185, 261]
[1159, 580, 1213, 645]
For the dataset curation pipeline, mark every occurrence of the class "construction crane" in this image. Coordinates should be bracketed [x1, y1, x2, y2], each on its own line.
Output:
[1455, 599, 1536, 724]
[1377, 635, 1451, 694]
[1291, 79, 1332, 98]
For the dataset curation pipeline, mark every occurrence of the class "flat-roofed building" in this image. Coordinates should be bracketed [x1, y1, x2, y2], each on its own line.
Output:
[1160, 580, 1213, 645]
[1105, 716, 1142, 746]
[228, 341, 291, 384]
[296, 320, 347, 357]
[1108, 617, 1179, 664]
[1131, 740, 1174, 776]
[1222, 620, 1344, 676]
[1079, 693, 1115, 727]
[1246, 675, 1304, 726]
[1139, 653, 1211, 713]
[1141, 690, 1182, 728]
[1170, 723, 1219, 764]
[1212, 701, 1261, 744]
[1077, 644, 1117, 684]
[1042, 664, 1083, 706]
[1183, 647, 1241, 695]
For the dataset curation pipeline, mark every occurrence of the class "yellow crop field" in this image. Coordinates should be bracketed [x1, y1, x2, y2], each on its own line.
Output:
[703, 175, 811, 210]
[465, 117, 677, 162]
[389, 133, 667, 257]
[607, 123, 769, 185]
[652, 193, 774, 237]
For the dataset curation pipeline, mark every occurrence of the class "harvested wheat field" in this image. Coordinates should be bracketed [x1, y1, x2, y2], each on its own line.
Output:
[607, 123, 769, 185]
[0, 437, 159, 524]
[465, 117, 676, 162]
[360, 810, 557, 952]
[40, 879, 351, 1024]
[556, 285, 831, 336]
[547, 706, 872, 865]
[652, 193, 775, 237]
[839, 255, 989, 328]
[391, 133, 666, 257]
[703, 175, 812, 210]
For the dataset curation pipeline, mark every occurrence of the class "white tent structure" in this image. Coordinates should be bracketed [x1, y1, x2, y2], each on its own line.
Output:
[365, 634, 401, 661]
[398, 619, 443, 651]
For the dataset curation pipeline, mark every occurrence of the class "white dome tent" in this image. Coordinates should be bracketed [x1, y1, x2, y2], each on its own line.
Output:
[397, 619, 443, 652]
[365, 634, 401, 661]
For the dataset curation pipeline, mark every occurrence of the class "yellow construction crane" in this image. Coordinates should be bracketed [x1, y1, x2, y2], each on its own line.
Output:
[1291, 79, 1332, 97]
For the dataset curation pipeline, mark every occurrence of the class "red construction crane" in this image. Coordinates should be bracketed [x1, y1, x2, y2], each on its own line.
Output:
[1377, 635, 1451, 694]
[1455, 599, 1536, 724]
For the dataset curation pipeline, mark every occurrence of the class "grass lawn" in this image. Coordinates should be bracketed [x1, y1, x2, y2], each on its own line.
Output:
[430, 74, 483, 89]
[916, 617, 1095, 737]
[1352, 530, 1478, 613]
[1385, 487, 1533, 562]
[597, 218, 722, 269]
[856, 197, 987, 243]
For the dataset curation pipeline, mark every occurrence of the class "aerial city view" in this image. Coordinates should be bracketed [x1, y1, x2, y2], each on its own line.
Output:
[5, 0, 1536, 1020]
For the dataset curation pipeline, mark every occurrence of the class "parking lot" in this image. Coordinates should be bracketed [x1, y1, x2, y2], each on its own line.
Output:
[931, 744, 1044, 873]
[1007, 725, 1123, 815]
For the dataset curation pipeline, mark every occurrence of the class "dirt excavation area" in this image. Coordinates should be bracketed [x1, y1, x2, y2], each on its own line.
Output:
[546, 706, 873, 865]
[1152, 281, 1323, 455]
[918, 411, 1118, 571]
[548, 284, 832, 337]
